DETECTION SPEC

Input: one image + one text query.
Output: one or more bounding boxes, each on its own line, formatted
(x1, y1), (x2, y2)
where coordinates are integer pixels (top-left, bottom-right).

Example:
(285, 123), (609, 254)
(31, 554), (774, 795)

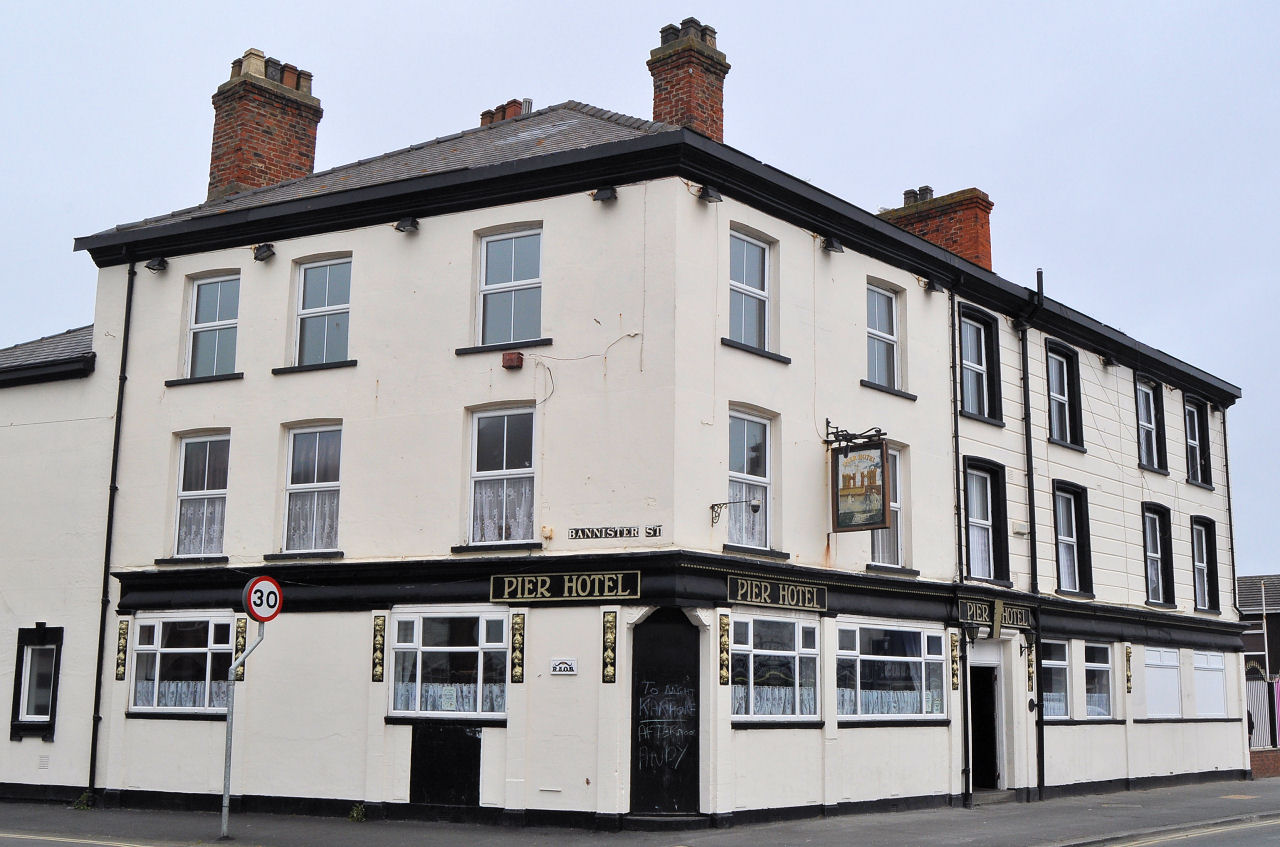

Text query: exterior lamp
(821, 236), (844, 253)
(144, 257), (168, 273)
(709, 498), (762, 525)
(253, 243), (275, 262)
(593, 186), (618, 202)
(394, 217), (419, 233)
(698, 185), (723, 203)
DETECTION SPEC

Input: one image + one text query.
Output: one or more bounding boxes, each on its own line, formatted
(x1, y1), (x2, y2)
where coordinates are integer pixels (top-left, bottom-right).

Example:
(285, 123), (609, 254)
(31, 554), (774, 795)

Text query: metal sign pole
(220, 620), (265, 840)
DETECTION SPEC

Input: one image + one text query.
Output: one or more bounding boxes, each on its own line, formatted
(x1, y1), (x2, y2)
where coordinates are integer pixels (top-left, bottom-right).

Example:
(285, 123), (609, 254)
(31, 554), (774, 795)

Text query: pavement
(2, 778), (1280, 847)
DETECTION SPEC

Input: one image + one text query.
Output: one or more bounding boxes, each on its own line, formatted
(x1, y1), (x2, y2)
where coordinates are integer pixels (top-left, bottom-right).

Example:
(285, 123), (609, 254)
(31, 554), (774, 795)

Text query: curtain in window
(472, 477), (534, 542)
(177, 496), (225, 555)
(728, 480), (766, 547)
(286, 490), (339, 550)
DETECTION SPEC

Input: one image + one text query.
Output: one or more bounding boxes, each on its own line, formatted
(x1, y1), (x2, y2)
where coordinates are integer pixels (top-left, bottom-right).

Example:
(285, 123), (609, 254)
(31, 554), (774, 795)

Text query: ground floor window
(1145, 646), (1181, 718)
(1193, 651), (1226, 717)
(835, 622), (945, 717)
(11, 625), (63, 740)
(131, 615), (233, 712)
(390, 609), (508, 716)
(731, 617), (818, 717)
(1084, 644), (1112, 717)
(1041, 641), (1068, 718)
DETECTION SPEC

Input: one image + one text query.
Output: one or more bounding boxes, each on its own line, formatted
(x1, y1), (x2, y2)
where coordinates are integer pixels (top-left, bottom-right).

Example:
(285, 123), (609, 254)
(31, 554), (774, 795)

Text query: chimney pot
(281, 63), (299, 90)
(264, 57), (283, 83)
(480, 109), (495, 127)
(505, 98), (523, 118)
(918, 185), (933, 202)
(648, 18), (731, 143)
(903, 188), (919, 206)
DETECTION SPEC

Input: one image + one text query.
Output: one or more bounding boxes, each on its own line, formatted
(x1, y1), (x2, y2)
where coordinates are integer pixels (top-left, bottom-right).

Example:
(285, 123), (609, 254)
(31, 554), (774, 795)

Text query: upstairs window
(1053, 482), (1092, 594)
(728, 413), (769, 548)
(189, 276), (239, 377)
(131, 616), (233, 712)
(728, 233), (768, 350)
(390, 611), (509, 716)
(285, 427), (341, 552)
(176, 435), (230, 556)
(866, 286), (899, 389)
(1184, 398), (1212, 485)
(730, 617), (818, 718)
(471, 410), (535, 543)
(1142, 504), (1173, 605)
(1135, 378), (1166, 471)
(1046, 342), (1083, 447)
(959, 306), (1001, 422)
(480, 231), (541, 345)
(870, 447), (903, 567)
(1192, 517), (1220, 611)
(964, 458), (1008, 581)
(297, 259), (351, 365)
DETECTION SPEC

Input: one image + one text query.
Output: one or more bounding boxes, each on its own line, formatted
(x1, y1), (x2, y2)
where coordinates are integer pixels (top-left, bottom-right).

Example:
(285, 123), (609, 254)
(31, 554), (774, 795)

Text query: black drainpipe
(87, 257), (137, 798)
(1013, 269), (1046, 799)
(948, 286), (974, 808)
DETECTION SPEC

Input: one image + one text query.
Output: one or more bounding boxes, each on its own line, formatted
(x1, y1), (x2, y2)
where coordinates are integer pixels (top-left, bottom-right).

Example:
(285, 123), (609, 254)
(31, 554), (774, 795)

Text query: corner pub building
(1, 18), (1247, 828)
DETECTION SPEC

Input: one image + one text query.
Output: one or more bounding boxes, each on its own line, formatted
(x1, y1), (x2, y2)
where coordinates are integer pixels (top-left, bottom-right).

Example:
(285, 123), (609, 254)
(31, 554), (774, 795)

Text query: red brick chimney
(647, 18), (730, 142)
(207, 49), (323, 201)
(878, 186), (995, 271)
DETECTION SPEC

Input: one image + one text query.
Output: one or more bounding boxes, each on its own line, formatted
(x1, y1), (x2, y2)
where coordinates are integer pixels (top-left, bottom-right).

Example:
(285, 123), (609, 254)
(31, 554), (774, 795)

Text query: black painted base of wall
(1040, 768), (1250, 800)
(0, 782), (84, 804)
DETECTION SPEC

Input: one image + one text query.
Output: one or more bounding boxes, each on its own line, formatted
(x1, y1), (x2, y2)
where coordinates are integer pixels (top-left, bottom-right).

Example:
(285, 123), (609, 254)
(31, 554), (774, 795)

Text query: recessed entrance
(970, 665), (1000, 790)
(630, 607), (700, 814)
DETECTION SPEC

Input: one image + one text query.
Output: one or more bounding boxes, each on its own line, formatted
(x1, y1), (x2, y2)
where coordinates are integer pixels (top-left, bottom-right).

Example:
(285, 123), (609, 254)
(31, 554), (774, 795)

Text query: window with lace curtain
(284, 426), (341, 552)
(175, 434), (229, 556)
(835, 623), (945, 717)
(870, 448), (903, 566)
(390, 610), (508, 716)
(730, 617), (817, 718)
(471, 410), (534, 543)
(131, 615), (233, 713)
(728, 412), (769, 548)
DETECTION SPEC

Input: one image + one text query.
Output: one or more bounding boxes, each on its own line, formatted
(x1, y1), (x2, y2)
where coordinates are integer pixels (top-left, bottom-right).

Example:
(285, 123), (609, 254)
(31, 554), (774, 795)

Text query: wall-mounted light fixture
(253, 243), (275, 262)
(961, 621), (981, 645)
(821, 236), (844, 253)
(698, 185), (723, 203)
(144, 257), (168, 273)
(924, 277), (943, 294)
(709, 498), (761, 525)
(394, 217), (419, 233)
(592, 186), (618, 202)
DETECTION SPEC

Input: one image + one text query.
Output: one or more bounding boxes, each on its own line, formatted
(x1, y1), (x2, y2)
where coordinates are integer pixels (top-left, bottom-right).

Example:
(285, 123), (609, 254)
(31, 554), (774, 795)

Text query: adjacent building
(3, 19), (1247, 826)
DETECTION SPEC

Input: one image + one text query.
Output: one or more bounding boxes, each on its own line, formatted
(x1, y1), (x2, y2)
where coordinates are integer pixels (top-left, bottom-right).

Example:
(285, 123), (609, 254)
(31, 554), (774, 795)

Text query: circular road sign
(242, 576), (283, 623)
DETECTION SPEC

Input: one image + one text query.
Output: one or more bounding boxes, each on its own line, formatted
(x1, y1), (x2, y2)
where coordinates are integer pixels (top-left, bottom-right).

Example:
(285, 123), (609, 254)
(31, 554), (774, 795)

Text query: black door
(631, 607), (699, 814)
(410, 723), (481, 806)
(970, 666), (999, 790)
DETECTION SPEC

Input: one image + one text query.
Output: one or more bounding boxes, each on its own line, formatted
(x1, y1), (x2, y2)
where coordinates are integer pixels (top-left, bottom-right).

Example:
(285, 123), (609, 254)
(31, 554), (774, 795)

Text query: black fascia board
(0, 352), (96, 389)
(75, 128), (1240, 406)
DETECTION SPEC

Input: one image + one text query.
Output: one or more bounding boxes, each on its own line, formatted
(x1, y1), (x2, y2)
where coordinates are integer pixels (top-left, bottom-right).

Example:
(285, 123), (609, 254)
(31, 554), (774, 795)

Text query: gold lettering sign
(727, 576), (827, 611)
(490, 571), (640, 602)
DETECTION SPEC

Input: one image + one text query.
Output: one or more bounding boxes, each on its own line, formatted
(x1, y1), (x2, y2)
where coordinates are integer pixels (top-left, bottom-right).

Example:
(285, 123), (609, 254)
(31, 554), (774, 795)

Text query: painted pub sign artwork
(831, 441), (890, 532)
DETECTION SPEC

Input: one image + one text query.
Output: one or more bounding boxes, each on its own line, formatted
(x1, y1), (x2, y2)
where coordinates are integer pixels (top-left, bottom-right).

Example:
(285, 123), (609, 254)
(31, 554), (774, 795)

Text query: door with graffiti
(630, 608), (699, 814)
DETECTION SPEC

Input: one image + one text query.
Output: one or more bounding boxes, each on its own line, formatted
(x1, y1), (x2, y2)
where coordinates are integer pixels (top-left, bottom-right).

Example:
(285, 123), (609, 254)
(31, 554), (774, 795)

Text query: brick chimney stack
(207, 49), (323, 201)
(878, 186), (995, 271)
(648, 18), (730, 142)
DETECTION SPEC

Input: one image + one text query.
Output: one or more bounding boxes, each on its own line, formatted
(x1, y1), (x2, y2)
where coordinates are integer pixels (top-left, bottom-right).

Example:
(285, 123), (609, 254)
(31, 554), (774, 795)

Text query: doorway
(970, 665), (1000, 790)
(630, 608), (700, 815)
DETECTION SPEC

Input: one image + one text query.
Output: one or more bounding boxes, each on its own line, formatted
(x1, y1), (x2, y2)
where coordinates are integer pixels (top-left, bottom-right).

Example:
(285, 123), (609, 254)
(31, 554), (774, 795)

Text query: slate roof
(91, 102), (675, 237)
(0, 325), (94, 370)
(1238, 576), (1280, 614)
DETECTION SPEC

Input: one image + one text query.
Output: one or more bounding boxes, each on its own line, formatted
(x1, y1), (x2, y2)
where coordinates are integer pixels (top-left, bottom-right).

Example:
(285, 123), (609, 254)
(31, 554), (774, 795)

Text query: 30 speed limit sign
(242, 576), (283, 623)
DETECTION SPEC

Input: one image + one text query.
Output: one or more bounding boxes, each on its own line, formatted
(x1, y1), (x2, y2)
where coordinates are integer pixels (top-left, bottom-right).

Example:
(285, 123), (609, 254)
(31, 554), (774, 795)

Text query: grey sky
(1, 1), (1274, 573)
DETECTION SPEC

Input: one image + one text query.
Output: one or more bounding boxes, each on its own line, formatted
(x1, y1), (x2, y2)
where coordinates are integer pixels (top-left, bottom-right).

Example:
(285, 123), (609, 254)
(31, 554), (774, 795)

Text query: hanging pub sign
(830, 440), (890, 532)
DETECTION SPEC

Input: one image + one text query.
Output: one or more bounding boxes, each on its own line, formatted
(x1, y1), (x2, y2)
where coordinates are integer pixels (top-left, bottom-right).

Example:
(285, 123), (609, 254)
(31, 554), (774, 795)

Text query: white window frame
(388, 606), (510, 718)
(130, 612), (235, 713)
(730, 615), (818, 719)
(478, 230), (542, 345)
(1193, 521), (1211, 610)
(866, 285), (899, 389)
(727, 412), (770, 549)
(469, 408), (535, 544)
(1136, 381), (1160, 468)
(283, 425), (342, 552)
(835, 620), (946, 718)
(1144, 646), (1182, 718)
(966, 468), (994, 579)
(1083, 643), (1112, 718)
(1185, 401), (1209, 484)
(1047, 351), (1071, 443)
(1041, 640), (1069, 719)
(960, 317), (989, 417)
(1054, 489), (1079, 592)
(296, 258), (352, 365)
(1193, 651), (1226, 717)
(187, 275), (239, 378)
(728, 232), (770, 350)
(175, 434), (230, 557)
(870, 447), (903, 567)
(1143, 508), (1165, 604)
(17, 645), (57, 722)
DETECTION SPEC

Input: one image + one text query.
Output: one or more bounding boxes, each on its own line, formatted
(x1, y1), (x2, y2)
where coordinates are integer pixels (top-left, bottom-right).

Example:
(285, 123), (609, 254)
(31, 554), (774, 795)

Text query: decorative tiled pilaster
(371, 616), (385, 682)
(511, 614), (525, 683)
(114, 620), (129, 681)
(602, 611), (617, 683)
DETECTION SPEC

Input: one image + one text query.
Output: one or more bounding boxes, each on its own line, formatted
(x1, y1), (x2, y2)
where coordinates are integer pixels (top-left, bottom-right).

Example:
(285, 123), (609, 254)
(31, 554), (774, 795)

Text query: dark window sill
(1138, 463), (1170, 476)
(1145, 600), (1177, 610)
(732, 719), (824, 729)
(10, 722), (54, 742)
(1186, 478), (1215, 491)
(720, 337), (792, 365)
(272, 359), (357, 376)
(126, 710), (226, 722)
(1055, 588), (1096, 600)
(1134, 717), (1240, 724)
(969, 576), (1014, 588)
(455, 338), (553, 356)
(858, 379), (918, 402)
(837, 718), (949, 728)
(1194, 606), (1222, 616)
(154, 556), (229, 565)
(1048, 437), (1086, 454)
(1042, 718), (1125, 726)
(866, 563), (920, 578)
(451, 542), (543, 554)
(385, 715), (507, 727)
(723, 544), (791, 561)
(264, 550), (344, 561)
(959, 410), (1005, 428)
(164, 372), (244, 388)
